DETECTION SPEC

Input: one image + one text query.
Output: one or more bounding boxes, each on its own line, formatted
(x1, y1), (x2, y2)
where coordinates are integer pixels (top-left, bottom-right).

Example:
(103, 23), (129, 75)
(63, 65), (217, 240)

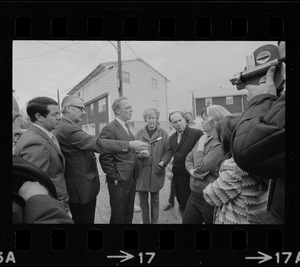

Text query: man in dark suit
(99, 97), (139, 224)
(53, 96), (149, 224)
(13, 95), (73, 224)
(14, 96), (71, 216)
(169, 111), (203, 217)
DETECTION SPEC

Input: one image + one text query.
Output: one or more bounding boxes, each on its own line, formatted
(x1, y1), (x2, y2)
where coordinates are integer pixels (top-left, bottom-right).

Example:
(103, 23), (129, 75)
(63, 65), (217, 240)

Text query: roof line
(67, 58), (170, 95)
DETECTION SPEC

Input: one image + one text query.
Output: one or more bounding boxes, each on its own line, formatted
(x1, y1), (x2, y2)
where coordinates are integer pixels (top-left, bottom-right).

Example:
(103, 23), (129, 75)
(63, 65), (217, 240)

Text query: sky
(13, 40), (277, 113)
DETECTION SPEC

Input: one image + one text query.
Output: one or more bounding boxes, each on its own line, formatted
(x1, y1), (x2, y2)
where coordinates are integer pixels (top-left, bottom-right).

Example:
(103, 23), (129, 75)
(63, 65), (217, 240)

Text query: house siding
(68, 59), (169, 136)
(121, 61), (168, 123)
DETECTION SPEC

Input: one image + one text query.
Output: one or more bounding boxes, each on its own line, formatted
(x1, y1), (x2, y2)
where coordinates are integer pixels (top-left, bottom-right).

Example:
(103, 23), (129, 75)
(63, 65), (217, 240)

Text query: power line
(124, 41), (140, 58)
(124, 41), (163, 81)
(38, 41), (88, 57)
(59, 63), (118, 96)
(14, 42), (84, 61)
(14, 43), (107, 90)
(51, 45), (107, 97)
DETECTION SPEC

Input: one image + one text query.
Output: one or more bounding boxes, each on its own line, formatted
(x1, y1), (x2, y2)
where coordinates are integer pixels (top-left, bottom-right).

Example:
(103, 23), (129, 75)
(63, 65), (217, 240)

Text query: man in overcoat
(53, 96), (149, 223)
(169, 111), (203, 217)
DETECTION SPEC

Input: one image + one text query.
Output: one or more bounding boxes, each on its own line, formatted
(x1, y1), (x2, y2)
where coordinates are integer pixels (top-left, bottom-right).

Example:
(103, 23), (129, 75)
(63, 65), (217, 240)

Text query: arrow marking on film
(245, 251), (272, 264)
(107, 250), (134, 263)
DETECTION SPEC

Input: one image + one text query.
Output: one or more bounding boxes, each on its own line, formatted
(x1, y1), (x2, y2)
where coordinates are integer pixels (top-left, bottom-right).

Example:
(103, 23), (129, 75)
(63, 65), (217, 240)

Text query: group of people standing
(12, 62), (285, 225)
(12, 95), (149, 224)
(163, 65), (284, 225)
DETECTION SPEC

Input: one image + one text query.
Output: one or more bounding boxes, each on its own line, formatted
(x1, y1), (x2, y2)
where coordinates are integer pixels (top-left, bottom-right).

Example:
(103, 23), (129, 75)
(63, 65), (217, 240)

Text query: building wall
(121, 60), (168, 122)
(77, 95), (109, 136)
(70, 60), (169, 136)
(195, 95), (247, 116)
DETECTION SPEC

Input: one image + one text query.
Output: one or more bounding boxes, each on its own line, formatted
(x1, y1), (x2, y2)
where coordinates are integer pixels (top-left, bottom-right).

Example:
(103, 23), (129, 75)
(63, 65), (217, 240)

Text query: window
(122, 71), (130, 83)
(98, 98), (107, 113)
(78, 92), (81, 97)
(90, 103), (94, 115)
(151, 78), (157, 89)
(82, 124), (95, 136)
(226, 96), (234, 105)
(205, 98), (212, 106)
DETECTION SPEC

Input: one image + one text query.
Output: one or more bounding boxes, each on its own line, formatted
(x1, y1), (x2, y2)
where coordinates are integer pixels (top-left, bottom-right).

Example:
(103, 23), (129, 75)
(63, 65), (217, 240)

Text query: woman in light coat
(135, 108), (172, 224)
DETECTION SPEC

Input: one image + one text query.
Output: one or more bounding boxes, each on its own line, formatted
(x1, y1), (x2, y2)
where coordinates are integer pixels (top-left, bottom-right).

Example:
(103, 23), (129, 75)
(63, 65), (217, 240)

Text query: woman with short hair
(135, 108), (172, 224)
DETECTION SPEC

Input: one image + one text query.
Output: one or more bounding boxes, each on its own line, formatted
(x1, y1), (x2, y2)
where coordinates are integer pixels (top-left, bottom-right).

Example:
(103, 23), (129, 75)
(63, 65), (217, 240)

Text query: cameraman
(231, 50), (285, 224)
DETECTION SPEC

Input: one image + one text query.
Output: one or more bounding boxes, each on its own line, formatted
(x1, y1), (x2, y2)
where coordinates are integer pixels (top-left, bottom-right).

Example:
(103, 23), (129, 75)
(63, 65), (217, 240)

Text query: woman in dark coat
(135, 108), (172, 224)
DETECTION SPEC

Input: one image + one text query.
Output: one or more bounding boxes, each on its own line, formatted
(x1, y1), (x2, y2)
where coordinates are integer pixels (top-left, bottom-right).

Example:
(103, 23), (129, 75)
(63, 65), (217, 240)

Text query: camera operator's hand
(18, 181), (49, 202)
(246, 66), (277, 101)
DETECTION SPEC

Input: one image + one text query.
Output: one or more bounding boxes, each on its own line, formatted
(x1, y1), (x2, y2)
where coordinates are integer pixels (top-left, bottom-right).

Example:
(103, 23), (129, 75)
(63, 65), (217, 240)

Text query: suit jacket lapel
(172, 127), (189, 152)
(170, 133), (179, 152)
(150, 128), (159, 141)
(31, 125), (65, 159)
(141, 126), (160, 143)
(141, 128), (151, 143)
(114, 120), (131, 141)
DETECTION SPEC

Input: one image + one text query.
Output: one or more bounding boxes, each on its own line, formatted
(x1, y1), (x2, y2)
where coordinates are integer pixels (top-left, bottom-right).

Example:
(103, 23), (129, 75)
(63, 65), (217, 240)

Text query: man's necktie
(177, 132), (182, 144)
(125, 123), (134, 140)
(52, 135), (62, 152)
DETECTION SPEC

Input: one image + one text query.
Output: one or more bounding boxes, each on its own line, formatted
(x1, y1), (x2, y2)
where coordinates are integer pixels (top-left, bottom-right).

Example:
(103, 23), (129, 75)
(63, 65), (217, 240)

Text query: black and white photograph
(12, 40), (285, 225)
(4, 0), (300, 265)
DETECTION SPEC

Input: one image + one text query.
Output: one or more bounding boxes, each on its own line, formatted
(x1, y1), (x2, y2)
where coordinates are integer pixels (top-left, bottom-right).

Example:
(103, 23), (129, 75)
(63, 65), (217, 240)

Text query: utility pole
(117, 41), (123, 97)
(57, 89), (60, 108)
(191, 91), (196, 118)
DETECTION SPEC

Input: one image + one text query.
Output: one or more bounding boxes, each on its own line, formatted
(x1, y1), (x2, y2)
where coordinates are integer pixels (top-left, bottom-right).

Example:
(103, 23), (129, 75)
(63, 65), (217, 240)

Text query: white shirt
(33, 123), (55, 139)
(33, 123), (61, 151)
(116, 117), (134, 136)
(177, 131), (183, 144)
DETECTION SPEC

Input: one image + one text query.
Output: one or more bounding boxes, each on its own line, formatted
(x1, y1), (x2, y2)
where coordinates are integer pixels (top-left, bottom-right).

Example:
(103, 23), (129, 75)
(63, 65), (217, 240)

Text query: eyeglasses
(70, 105), (86, 112)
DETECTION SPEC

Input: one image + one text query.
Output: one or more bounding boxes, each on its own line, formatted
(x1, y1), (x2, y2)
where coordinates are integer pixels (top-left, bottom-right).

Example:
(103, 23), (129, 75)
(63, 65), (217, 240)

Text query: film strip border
(2, 1), (300, 266)
(13, 16), (285, 40)
(4, 226), (294, 265)
(0, 2), (299, 40)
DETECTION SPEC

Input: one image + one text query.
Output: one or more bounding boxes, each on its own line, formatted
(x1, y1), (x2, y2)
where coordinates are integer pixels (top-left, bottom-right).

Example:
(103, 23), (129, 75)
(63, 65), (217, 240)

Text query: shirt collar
(116, 117), (126, 127)
(62, 117), (76, 126)
(33, 123), (54, 139)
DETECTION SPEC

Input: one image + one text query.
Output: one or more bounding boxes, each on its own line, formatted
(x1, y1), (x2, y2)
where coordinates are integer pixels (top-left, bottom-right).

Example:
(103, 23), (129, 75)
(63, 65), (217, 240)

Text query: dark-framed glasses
(70, 105), (86, 112)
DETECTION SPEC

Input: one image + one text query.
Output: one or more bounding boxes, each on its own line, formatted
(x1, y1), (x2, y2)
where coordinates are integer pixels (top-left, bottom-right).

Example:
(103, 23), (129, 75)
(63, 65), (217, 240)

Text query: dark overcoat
(134, 126), (172, 192)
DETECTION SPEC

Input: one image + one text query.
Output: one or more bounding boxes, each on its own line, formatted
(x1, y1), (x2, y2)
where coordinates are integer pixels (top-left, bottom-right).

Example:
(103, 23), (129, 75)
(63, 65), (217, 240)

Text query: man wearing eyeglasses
(53, 96), (149, 223)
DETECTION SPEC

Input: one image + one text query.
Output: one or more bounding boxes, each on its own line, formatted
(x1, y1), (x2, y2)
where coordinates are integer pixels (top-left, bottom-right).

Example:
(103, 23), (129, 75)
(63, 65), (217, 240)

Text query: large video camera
(230, 44), (285, 92)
